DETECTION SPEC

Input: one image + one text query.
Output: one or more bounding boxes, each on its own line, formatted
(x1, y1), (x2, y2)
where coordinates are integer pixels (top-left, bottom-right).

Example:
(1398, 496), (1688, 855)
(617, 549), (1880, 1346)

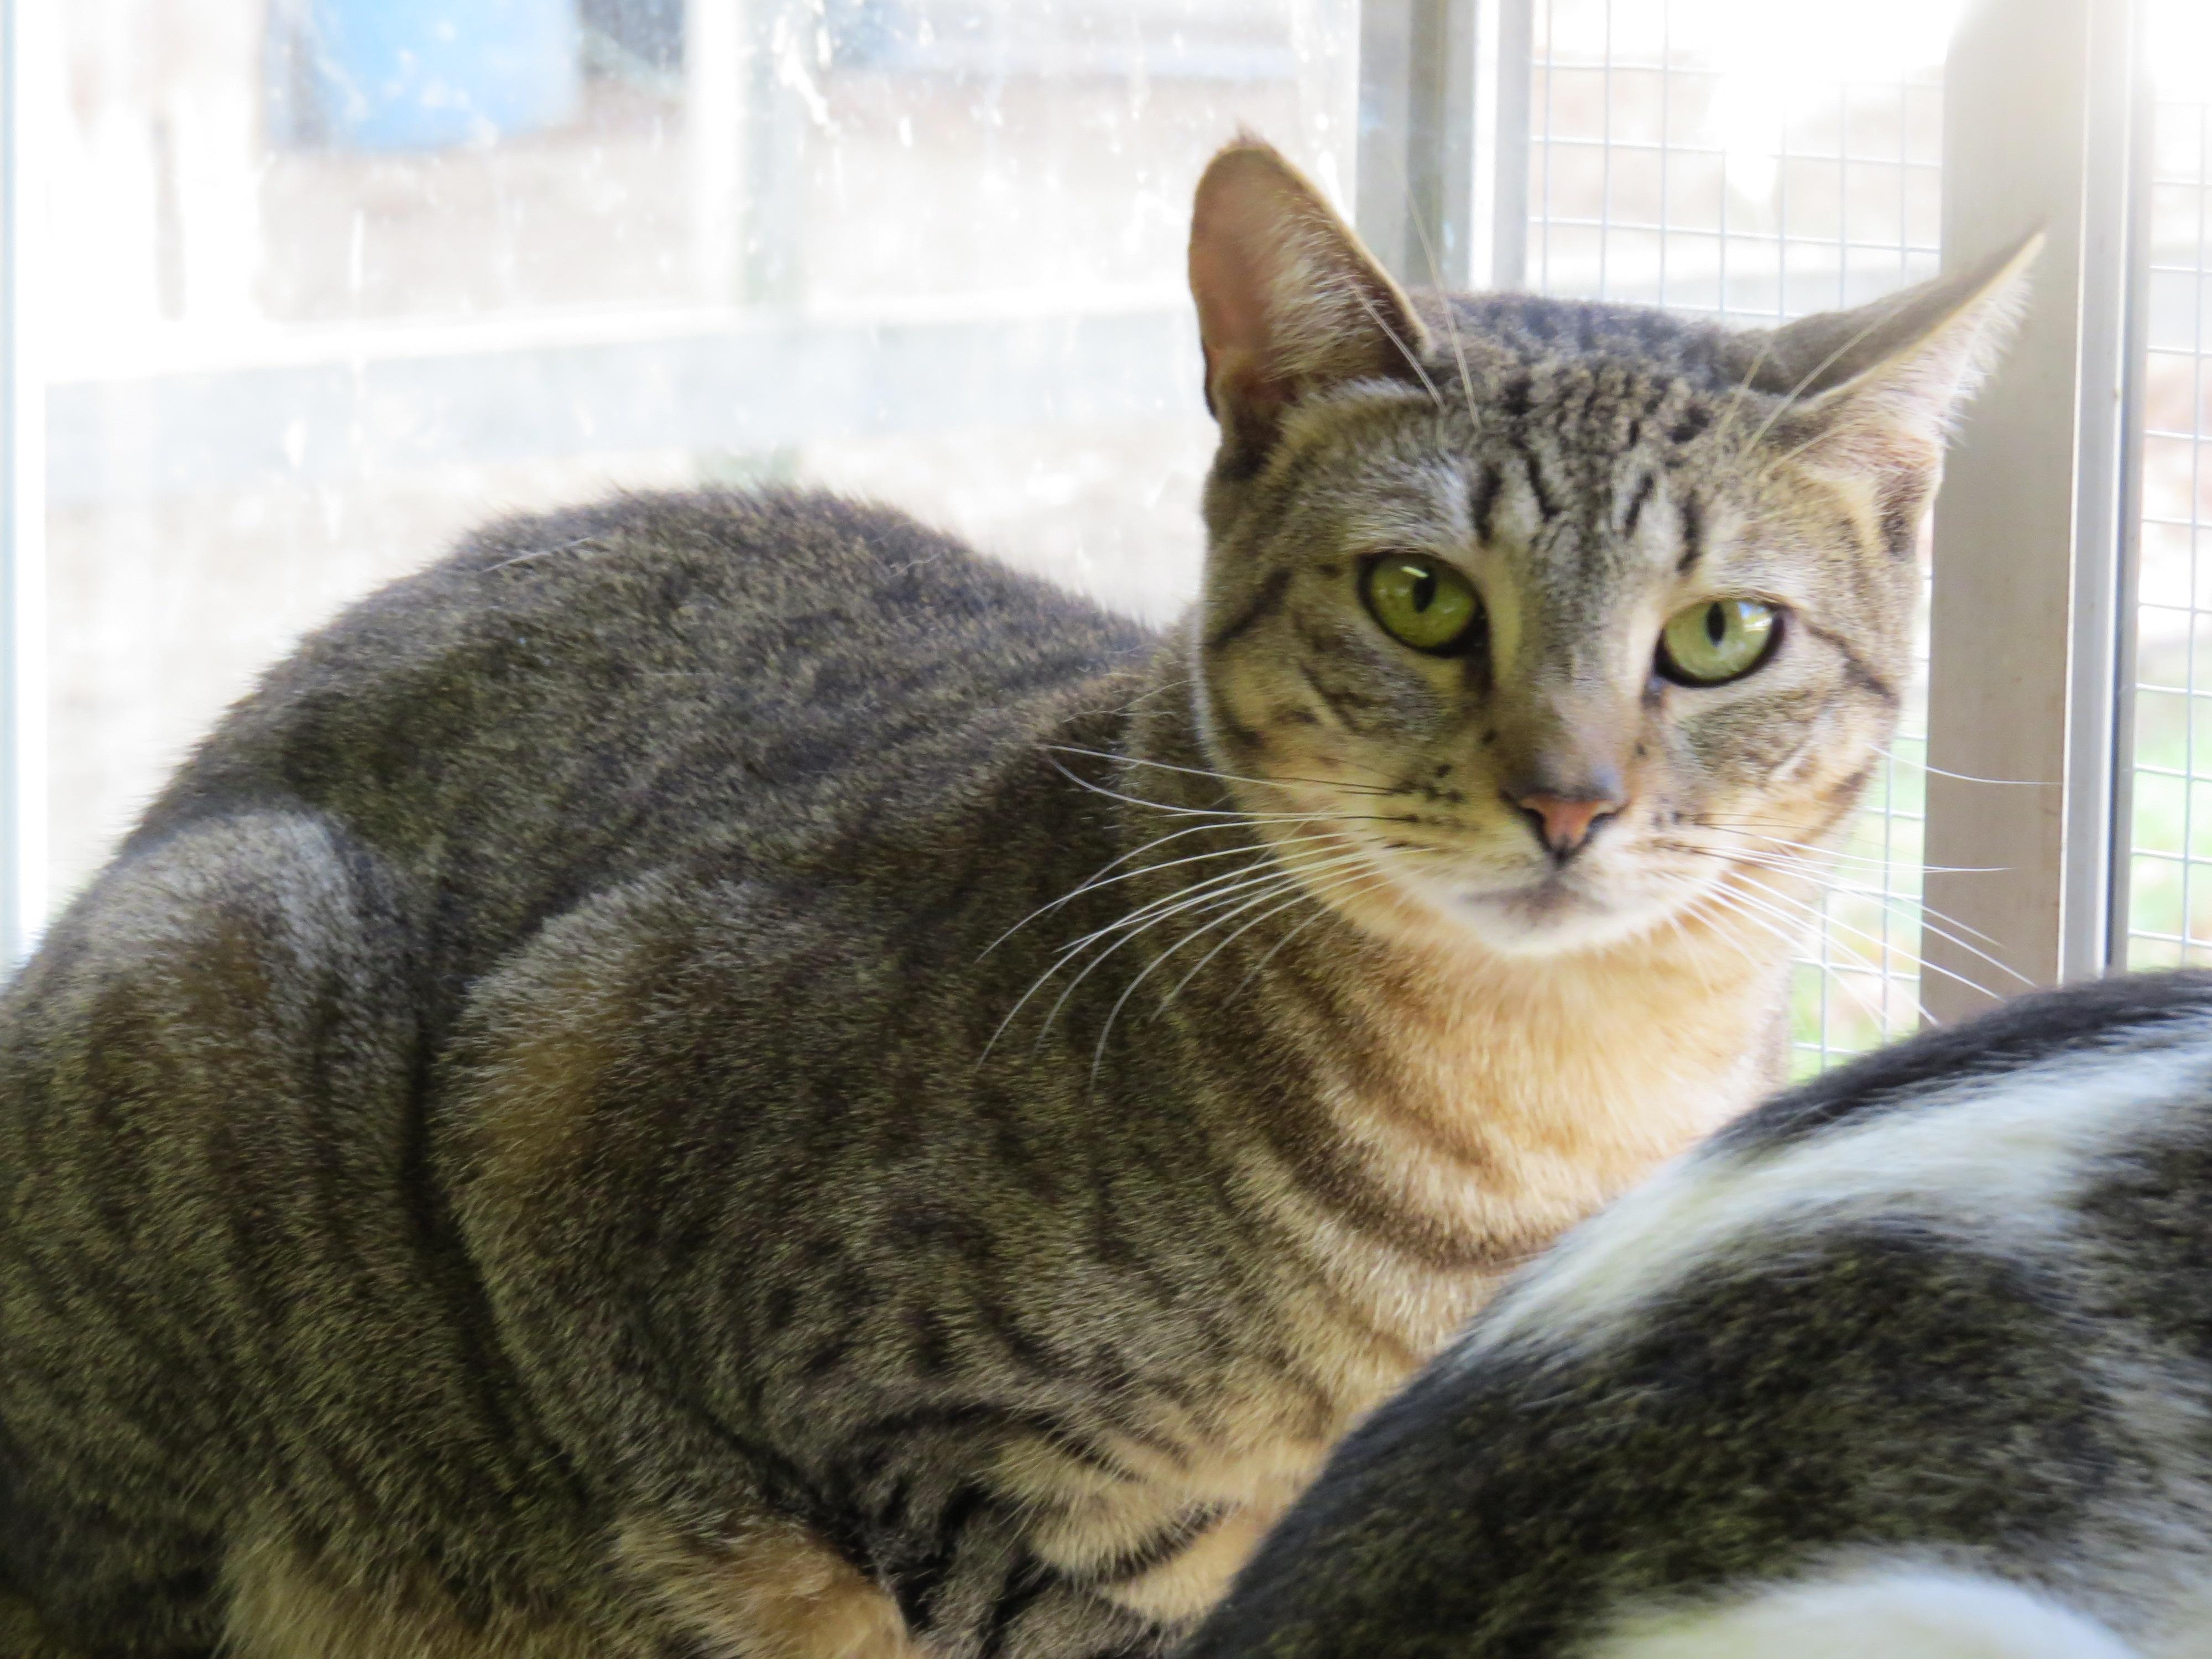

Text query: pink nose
(1515, 792), (1623, 857)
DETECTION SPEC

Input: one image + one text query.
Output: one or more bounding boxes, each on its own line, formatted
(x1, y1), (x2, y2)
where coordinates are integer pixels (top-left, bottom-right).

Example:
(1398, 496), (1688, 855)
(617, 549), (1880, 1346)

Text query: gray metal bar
(2103, 44), (2156, 972)
(1357, 0), (1479, 289)
(0, 0), (44, 960)
(1474, 0), (1532, 289)
(1921, 0), (2142, 1018)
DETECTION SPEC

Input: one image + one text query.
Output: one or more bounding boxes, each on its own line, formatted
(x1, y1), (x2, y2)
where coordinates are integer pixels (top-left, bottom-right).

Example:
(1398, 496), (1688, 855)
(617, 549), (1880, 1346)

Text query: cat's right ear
(1188, 138), (1432, 471)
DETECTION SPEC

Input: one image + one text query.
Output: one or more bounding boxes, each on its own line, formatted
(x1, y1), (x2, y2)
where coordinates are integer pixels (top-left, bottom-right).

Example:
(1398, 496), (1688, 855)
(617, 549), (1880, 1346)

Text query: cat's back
(105, 488), (1156, 1018)
(149, 487), (1155, 873)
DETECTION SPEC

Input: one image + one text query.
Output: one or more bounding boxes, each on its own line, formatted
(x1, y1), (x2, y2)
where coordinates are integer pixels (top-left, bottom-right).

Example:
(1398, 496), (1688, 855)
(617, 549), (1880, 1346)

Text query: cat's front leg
(613, 1505), (1176, 1659)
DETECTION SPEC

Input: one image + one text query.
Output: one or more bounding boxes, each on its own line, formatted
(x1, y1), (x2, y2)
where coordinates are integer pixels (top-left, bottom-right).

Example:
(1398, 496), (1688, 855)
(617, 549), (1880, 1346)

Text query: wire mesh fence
(2126, 44), (2212, 968)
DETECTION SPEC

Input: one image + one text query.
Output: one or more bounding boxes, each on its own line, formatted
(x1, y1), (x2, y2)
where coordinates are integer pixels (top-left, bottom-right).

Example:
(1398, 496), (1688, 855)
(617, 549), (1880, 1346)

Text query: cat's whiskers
(1721, 843), (2010, 948)
(1349, 283), (1446, 410)
(1734, 836), (2020, 963)
(1041, 854), (1378, 1062)
(1153, 855), (1417, 1019)
(1647, 841), (1939, 1010)
(1670, 871), (1923, 1030)
(1656, 832), (2020, 1019)
(1045, 757), (1412, 828)
(1681, 885), (1911, 1040)
(982, 826), (1367, 961)
(1003, 844), (1387, 1061)
(1662, 872), (1798, 980)
(1405, 198), (1481, 420)
(1729, 867), (2005, 1009)
(1227, 864), (1411, 999)
(1047, 854), (1320, 965)
(1085, 852), (1401, 1083)
(1712, 839), (2028, 978)
(980, 854), (1290, 1061)
(1074, 831), (1422, 1067)
(1655, 834), (2004, 1001)
(1040, 744), (1405, 801)
(1869, 745), (2053, 789)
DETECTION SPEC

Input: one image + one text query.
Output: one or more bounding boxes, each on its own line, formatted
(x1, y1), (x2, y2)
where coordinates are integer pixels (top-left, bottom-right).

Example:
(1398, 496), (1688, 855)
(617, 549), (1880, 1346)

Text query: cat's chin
(1442, 888), (1663, 958)
(1374, 867), (1672, 960)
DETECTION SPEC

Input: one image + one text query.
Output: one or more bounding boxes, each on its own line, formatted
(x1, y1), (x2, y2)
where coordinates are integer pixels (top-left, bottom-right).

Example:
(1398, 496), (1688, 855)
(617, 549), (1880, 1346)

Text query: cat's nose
(1511, 791), (1623, 859)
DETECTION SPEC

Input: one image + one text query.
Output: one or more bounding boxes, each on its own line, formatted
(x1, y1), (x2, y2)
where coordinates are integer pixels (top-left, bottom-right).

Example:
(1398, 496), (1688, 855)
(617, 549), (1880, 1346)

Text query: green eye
(1362, 556), (1481, 654)
(1657, 598), (1781, 686)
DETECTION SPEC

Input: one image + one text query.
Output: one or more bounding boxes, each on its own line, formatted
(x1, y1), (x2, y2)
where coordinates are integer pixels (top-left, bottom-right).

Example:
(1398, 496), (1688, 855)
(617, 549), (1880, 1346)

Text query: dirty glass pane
(46, 0), (1358, 907)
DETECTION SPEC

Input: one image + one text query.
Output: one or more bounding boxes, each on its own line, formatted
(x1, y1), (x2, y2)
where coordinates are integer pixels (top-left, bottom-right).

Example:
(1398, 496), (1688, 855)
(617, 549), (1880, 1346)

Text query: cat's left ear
(1188, 137), (1433, 469)
(1747, 232), (2041, 547)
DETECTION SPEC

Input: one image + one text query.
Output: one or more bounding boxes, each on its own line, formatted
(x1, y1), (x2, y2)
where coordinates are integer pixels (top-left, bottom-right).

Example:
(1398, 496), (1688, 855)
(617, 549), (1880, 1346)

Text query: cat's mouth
(1313, 824), (1692, 957)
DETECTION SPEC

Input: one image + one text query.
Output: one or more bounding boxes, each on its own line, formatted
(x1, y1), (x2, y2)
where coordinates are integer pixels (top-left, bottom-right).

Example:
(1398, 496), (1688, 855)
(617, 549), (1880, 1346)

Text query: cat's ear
(1188, 137), (1433, 468)
(1748, 233), (2041, 546)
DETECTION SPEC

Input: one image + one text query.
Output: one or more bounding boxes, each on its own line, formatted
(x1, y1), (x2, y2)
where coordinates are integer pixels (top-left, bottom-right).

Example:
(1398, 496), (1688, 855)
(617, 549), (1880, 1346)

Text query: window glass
(48, 0), (1358, 905)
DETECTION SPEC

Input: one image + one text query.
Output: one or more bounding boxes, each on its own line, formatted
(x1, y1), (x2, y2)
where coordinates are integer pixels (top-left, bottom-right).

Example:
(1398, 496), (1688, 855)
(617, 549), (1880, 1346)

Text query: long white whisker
(1405, 197), (1481, 421)
(1045, 870), (1311, 1061)
(1733, 870), (2007, 1007)
(1045, 757), (1413, 828)
(1687, 879), (1925, 1029)
(1047, 857), (1304, 963)
(1090, 877), (1320, 1083)
(1730, 856), (2027, 980)
(1870, 744), (2054, 789)
(1039, 743), (1401, 800)
(1156, 858), (1399, 1015)
(1349, 281), (1444, 409)
(1032, 842), (1388, 1046)
(979, 826), (1368, 961)
(978, 854), (1302, 1065)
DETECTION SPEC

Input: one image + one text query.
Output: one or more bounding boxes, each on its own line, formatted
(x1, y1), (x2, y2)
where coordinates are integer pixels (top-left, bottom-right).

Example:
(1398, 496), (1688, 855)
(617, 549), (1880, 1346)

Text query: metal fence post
(1356, 0), (1479, 289)
(1920, 0), (2145, 1018)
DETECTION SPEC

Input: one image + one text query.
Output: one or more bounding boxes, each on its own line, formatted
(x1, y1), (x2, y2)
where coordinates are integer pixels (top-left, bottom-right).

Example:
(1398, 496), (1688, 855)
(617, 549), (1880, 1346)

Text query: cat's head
(1185, 137), (2033, 961)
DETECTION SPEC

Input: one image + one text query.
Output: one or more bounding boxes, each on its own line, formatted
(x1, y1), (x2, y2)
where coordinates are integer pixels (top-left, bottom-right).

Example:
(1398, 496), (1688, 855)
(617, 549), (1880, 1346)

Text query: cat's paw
(618, 1515), (921, 1659)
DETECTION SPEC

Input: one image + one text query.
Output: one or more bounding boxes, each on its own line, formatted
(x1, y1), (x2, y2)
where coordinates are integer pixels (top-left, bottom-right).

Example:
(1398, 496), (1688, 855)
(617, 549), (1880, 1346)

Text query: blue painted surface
(300, 0), (581, 151)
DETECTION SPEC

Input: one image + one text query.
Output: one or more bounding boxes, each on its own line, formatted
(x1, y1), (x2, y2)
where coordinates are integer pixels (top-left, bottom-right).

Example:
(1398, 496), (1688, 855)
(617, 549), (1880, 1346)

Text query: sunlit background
(39, 0), (2206, 1068)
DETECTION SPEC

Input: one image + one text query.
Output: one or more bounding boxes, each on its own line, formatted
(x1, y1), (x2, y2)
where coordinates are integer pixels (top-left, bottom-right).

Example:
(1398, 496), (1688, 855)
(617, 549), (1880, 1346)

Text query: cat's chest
(1345, 972), (1775, 1253)
(1036, 1004), (1770, 1628)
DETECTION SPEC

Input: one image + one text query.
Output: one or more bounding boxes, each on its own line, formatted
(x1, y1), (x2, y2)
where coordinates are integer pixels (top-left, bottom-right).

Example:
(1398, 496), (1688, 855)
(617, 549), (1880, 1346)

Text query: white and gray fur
(1186, 970), (2212, 1659)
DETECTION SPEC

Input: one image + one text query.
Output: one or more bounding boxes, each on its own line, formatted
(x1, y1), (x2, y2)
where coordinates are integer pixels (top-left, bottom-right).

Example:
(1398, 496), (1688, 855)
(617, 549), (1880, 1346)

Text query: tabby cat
(0, 139), (2027, 1658)
(1187, 969), (2212, 1659)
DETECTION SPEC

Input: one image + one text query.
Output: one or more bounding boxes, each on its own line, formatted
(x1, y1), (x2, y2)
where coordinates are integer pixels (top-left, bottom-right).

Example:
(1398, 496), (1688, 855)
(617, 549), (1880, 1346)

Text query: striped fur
(1187, 971), (2212, 1659)
(0, 140), (2023, 1655)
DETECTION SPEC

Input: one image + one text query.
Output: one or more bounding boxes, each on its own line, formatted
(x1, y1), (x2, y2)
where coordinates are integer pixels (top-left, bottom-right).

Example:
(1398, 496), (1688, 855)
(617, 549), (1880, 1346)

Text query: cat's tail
(1585, 1566), (2141, 1659)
